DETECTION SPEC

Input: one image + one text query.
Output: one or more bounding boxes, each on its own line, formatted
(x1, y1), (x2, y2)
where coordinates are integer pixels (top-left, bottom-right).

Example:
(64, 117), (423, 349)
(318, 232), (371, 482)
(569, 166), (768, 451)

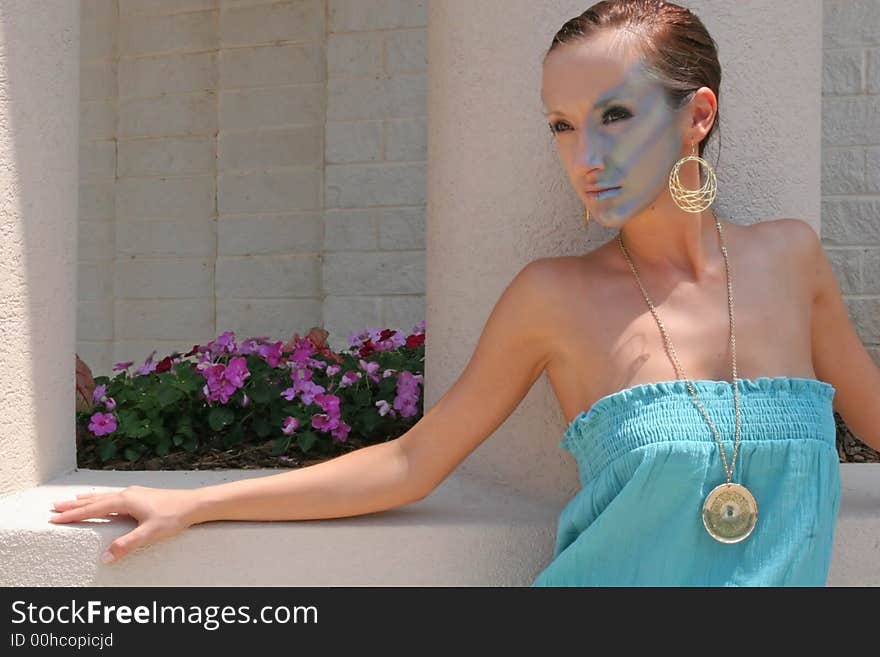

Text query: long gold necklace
(616, 217), (758, 543)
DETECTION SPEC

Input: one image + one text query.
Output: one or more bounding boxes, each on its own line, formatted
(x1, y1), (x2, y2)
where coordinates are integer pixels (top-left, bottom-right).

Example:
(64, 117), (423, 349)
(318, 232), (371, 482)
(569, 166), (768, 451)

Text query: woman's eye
(549, 107), (631, 135)
(602, 106), (631, 124)
(549, 120), (571, 135)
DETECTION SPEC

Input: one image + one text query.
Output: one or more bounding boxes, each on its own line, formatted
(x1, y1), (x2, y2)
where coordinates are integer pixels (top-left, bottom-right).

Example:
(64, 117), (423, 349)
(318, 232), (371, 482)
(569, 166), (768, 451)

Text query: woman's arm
(50, 258), (558, 561)
(788, 218), (880, 450)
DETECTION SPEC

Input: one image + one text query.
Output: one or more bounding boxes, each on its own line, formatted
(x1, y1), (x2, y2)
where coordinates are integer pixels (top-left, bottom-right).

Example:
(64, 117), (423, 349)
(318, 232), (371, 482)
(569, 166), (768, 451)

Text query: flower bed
(74, 323), (426, 470)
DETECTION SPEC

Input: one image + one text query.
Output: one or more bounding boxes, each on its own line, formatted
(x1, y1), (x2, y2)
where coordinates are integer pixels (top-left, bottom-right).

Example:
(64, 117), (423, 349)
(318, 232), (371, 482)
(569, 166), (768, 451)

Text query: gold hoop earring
(669, 143), (717, 212)
(584, 207), (590, 231)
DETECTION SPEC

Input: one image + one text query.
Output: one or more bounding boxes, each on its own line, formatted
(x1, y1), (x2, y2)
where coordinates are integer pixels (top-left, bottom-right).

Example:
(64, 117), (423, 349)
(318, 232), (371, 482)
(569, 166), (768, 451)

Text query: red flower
(405, 333), (425, 349)
(156, 356), (173, 373)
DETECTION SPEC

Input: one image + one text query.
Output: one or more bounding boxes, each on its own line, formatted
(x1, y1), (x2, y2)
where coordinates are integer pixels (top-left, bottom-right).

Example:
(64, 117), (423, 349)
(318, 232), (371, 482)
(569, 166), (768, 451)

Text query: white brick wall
(324, 0), (427, 345)
(77, 0), (428, 375)
(822, 0), (880, 366)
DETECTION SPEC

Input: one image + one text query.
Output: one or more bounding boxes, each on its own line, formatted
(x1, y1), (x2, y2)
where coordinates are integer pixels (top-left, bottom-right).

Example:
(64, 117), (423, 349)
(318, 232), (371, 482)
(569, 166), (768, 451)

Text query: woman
(51, 0), (880, 585)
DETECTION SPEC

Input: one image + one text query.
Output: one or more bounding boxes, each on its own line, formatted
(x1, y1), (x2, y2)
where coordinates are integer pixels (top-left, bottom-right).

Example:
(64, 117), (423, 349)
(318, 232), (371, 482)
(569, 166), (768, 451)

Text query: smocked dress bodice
(531, 376), (841, 587)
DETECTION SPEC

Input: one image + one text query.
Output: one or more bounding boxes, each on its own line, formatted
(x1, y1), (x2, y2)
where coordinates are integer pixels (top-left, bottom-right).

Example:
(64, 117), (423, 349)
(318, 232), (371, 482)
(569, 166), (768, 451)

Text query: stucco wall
(0, 0), (80, 496)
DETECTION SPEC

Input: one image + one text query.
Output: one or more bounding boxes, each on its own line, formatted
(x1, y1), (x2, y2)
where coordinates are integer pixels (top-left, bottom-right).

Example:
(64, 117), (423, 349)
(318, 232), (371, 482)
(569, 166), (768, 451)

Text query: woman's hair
(545, 0), (722, 169)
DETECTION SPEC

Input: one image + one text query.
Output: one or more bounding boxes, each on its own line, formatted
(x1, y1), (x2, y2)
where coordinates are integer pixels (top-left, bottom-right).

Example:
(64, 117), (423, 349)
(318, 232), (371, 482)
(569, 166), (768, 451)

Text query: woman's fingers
(53, 497), (102, 512)
(49, 496), (127, 523)
(101, 522), (157, 564)
(51, 491), (116, 510)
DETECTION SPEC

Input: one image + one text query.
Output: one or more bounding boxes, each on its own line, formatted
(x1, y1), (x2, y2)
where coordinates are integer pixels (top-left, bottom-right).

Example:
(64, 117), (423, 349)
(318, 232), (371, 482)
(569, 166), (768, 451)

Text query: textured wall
(821, 0), (880, 367)
(0, 0), (80, 495)
(425, 0), (825, 506)
(76, 0), (429, 377)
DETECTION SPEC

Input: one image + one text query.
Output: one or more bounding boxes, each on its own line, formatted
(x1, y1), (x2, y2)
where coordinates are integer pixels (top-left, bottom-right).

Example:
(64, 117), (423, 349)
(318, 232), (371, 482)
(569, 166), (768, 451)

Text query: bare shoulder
(754, 216), (819, 248)
(753, 217), (822, 294)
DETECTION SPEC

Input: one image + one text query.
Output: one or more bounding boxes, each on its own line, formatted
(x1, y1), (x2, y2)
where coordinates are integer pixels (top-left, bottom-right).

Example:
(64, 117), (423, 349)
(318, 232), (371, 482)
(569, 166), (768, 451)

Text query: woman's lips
(585, 186), (622, 199)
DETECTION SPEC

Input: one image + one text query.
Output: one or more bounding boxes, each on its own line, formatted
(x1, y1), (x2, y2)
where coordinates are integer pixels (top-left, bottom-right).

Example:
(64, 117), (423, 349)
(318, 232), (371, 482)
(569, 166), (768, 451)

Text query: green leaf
(253, 415), (272, 439)
(172, 434), (184, 447)
(353, 387), (372, 407)
(249, 382), (273, 404)
(156, 437), (171, 456)
(208, 406), (235, 432)
(152, 422), (167, 441)
(129, 419), (152, 439)
(223, 424), (245, 449)
(271, 435), (291, 456)
(96, 439), (118, 462)
(157, 386), (184, 408)
(181, 435), (198, 452)
(123, 446), (142, 462)
(296, 431), (319, 453)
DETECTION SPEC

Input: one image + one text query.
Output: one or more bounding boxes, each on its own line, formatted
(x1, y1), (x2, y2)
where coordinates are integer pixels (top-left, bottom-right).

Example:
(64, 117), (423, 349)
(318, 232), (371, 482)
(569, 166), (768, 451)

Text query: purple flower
(338, 370), (361, 388)
(359, 359), (381, 384)
(258, 341), (285, 368)
(393, 370), (423, 418)
(281, 366), (325, 404)
(326, 364), (341, 377)
(213, 331), (237, 354)
(92, 384), (107, 404)
(376, 399), (394, 417)
(112, 361), (134, 372)
(105, 397), (116, 411)
(136, 351), (158, 376)
(88, 412), (117, 437)
(200, 356), (250, 404)
(331, 421), (351, 443)
(281, 416), (299, 436)
(315, 392), (341, 416)
(311, 413), (338, 432)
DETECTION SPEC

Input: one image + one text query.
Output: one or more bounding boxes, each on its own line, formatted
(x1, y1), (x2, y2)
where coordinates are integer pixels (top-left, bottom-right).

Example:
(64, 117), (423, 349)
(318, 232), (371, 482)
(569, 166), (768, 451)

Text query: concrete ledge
(0, 464), (877, 586)
(0, 470), (559, 586)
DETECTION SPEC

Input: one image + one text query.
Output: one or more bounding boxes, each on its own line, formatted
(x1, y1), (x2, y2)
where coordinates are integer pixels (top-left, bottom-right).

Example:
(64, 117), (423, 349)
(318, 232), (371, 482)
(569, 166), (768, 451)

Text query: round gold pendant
(702, 482), (758, 543)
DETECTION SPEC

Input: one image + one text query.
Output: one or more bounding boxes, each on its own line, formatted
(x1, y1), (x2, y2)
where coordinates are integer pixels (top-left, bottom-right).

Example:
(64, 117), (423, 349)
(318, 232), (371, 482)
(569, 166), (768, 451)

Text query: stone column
(0, 1), (80, 495)
(425, 0), (823, 505)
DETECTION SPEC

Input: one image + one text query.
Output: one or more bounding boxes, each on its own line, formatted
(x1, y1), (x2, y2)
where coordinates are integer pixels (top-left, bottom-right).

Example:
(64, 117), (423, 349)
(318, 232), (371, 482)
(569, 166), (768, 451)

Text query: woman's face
(541, 37), (687, 229)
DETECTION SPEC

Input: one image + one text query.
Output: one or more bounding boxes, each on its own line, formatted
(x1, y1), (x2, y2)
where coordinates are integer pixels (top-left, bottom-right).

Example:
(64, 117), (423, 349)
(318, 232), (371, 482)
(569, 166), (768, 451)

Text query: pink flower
(338, 370), (361, 388)
(136, 351), (158, 376)
(311, 413), (339, 432)
(92, 384), (107, 404)
(281, 366), (325, 404)
(200, 356), (250, 404)
(281, 416), (299, 435)
(393, 370), (423, 418)
(375, 399), (394, 417)
(112, 361), (134, 372)
(88, 412), (117, 437)
(258, 341), (285, 368)
(331, 421), (351, 443)
(359, 359), (381, 383)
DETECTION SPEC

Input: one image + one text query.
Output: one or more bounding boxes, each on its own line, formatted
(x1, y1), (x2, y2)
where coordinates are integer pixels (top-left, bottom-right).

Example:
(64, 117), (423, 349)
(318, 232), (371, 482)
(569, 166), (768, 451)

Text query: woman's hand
(49, 486), (202, 564)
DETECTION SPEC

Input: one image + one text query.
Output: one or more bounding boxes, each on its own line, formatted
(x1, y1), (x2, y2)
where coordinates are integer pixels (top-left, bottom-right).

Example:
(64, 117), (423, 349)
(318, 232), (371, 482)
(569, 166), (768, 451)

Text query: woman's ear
(689, 86), (717, 138)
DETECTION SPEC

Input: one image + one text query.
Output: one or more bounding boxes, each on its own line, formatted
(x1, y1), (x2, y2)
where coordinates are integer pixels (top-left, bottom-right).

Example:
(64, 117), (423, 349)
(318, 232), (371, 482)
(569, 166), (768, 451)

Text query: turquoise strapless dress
(531, 376), (841, 587)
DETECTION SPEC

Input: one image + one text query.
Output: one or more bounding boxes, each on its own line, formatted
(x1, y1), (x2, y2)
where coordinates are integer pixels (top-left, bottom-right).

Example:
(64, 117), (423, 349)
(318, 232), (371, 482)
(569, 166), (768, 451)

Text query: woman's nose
(575, 132), (604, 169)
